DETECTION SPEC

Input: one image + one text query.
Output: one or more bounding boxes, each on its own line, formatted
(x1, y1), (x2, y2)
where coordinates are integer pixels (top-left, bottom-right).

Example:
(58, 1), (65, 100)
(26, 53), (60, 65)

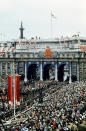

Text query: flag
(33, 41), (36, 48)
(19, 40), (22, 47)
(6, 47), (11, 54)
(1, 47), (5, 56)
(78, 45), (86, 52)
(11, 47), (15, 53)
(51, 12), (56, 19)
(25, 41), (30, 48)
(66, 36), (70, 40)
(66, 36), (71, 47)
(61, 36), (66, 48)
(28, 42), (30, 47)
(56, 37), (59, 40)
(8, 75), (20, 107)
(15, 75), (20, 105)
(8, 75), (13, 106)
(25, 41), (28, 47)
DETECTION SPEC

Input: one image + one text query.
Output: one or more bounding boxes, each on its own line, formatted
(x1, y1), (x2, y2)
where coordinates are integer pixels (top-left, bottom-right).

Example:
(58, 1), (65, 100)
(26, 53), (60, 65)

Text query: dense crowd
(1, 81), (86, 131)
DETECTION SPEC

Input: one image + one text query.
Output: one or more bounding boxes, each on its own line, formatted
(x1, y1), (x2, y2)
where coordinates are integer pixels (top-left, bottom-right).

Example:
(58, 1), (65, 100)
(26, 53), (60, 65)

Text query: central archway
(58, 64), (65, 82)
(27, 64), (38, 80)
(58, 63), (69, 82)
(43, 64), (55, 80)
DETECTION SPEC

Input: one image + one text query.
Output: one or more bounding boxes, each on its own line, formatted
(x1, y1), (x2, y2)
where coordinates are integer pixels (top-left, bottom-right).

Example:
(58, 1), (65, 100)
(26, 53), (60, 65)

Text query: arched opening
(43, 64), (55, 80)
(27, 64), (38, 81)
(20, 74), (25, 81)
(58, 64), (69, 82)
(72, 75), (77, 82)
(58, 64), (65, 82)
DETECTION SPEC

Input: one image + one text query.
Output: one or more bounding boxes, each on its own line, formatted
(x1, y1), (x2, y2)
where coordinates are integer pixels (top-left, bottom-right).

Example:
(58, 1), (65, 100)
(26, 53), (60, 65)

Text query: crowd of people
(0, 80), (86, 131)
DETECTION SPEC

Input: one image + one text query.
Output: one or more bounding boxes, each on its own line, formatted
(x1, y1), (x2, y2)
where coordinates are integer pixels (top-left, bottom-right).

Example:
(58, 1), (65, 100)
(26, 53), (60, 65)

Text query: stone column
(40, 61), (43, 81)
(77, 61), (80, 82)
(24, 61), (27, 82)
(18, 62), (19, 74)
(23, 62), (25, 74)
(69, 61), (72, 84)
(0, 62), (2, 75)
(82, 62), (84, 80)
(5, 62), (8, 75)
(11, 62), (13, 75)
(55, 62), (58, 81)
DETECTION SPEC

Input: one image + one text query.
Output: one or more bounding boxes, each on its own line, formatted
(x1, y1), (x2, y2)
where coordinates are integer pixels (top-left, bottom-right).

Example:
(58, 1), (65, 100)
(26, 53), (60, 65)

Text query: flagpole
(51, 11), (52, 38)
(13, 59), (16, 118)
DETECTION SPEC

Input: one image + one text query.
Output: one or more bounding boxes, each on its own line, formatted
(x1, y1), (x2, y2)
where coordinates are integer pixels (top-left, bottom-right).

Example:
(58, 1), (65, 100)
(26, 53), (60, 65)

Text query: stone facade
(0, 36), (86, 82)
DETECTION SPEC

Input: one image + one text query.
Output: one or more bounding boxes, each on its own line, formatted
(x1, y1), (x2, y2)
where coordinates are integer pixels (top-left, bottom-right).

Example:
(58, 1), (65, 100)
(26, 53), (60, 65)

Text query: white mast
(13, 59), (16, 118)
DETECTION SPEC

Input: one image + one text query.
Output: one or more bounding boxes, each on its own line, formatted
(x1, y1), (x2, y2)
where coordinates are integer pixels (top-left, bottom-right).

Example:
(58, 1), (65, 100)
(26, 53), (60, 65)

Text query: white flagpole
(13, 60), (16, 118)
(51, 11), (52, 38)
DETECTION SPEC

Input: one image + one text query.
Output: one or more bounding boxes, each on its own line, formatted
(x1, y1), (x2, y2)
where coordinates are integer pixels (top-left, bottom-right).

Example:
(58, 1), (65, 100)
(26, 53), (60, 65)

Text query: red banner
(45, 48), (51, 58)
(78, 45), (86, 51)
(8, 76), (13, 105)
(15, 75), (20, 105)
(8, 75), (20, 106)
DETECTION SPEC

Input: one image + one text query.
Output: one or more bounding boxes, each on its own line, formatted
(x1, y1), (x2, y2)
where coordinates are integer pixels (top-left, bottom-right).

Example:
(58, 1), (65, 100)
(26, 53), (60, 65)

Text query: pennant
(19, 40), (22, 47)
(25, 41), (30, 48)
(78, 45), (86, 51)
(66, 36), (70, 40)
(51, 12), (56, 19)
(28, 42), (30, 46)
(66, 36), (71, 47)
(1, 47), (5, 56)
(11, 47), (15, 53)
(6, 47), (11, 54)
(61, 36), (66, 48)
(56, 37), (59, 40)
(33, 41), (36, 48)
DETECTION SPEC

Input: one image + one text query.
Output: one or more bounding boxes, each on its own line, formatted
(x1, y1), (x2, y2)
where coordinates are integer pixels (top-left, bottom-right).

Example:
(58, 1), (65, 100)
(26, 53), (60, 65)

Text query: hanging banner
(78, 45), (86, 51)
(38, 46), (57, 58)
(8, 75), (13, 106)
(45, 46), (51, 58)
(15, 75), (20, 105)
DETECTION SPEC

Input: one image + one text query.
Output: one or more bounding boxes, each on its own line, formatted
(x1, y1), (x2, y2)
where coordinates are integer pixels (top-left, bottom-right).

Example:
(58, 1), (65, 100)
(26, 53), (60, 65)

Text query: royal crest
(38, 46), (57, 58)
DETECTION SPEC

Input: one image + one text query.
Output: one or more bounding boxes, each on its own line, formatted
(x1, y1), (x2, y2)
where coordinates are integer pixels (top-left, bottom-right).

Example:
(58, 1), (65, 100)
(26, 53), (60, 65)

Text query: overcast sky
(0, 0), (86, 40)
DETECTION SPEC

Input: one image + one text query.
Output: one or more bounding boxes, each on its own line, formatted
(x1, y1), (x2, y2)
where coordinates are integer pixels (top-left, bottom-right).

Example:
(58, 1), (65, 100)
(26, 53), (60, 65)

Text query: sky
(0, 0), (86, 40)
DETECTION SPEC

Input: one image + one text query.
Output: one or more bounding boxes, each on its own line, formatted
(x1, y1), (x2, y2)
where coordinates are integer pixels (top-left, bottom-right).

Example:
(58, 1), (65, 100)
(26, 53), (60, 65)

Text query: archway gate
(17, 61), (79, 83)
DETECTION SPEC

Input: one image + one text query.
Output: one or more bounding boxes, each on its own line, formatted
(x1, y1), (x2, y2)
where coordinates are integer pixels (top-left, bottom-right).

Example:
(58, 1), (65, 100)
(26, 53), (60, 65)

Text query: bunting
(78, 45), (86, 51)
(25, 41), (30, 48)
(1, 47), (5, 56)
(51, 12), (56, 19)
(6, 47), (11, 54)
(19, 40), (22, 47)
(61, 36), (66, 48)
(11, 47), (15, 53)
(25, 40), (36, 49)
(32, 41), (36, 48)
(56, 37), (59, 40)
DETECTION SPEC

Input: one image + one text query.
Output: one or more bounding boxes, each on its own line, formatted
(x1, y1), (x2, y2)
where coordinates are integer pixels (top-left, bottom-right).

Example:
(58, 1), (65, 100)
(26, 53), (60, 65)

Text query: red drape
(8, 75), (13, 103)
(15, 75), (20, 103)
(45, 49), (51, 58)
